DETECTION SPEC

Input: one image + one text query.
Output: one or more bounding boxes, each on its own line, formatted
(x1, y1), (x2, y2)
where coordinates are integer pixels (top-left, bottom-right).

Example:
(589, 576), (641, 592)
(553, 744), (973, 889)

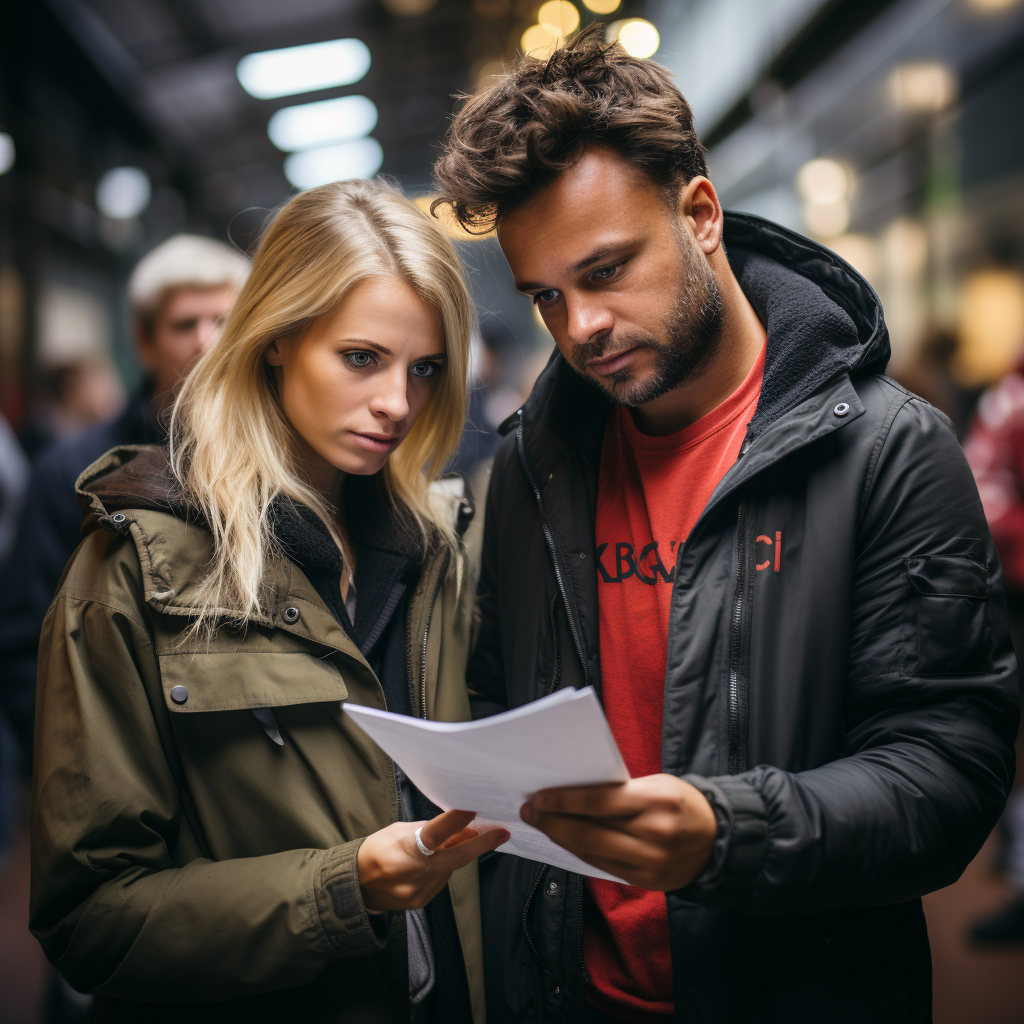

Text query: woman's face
(266, 276), (447, 491)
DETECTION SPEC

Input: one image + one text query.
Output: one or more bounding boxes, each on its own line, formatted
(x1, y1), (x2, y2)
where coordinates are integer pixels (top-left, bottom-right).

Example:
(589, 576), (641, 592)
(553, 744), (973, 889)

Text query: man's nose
(564, 295), (615, 348)
(195, 316), (221, 351)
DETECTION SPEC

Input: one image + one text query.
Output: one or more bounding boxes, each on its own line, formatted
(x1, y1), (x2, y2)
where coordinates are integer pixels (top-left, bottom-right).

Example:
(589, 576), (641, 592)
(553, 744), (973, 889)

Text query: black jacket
(0, 389), (163, 759)
(468, 213), (1019, 1024)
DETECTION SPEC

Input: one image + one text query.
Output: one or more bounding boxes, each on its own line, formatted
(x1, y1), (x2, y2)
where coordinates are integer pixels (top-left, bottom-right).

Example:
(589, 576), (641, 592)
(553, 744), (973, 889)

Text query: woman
(30, 179), (509, 1023)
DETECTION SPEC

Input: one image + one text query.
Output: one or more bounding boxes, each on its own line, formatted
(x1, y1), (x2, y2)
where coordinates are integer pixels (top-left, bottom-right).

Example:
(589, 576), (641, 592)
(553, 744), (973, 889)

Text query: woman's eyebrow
(339, 338), (393, 356)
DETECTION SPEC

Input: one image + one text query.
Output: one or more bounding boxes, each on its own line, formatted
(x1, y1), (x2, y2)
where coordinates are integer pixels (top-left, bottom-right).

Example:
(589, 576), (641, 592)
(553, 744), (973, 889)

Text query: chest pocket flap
(159, 652), (348, 713)
(905, 554), (991, 676)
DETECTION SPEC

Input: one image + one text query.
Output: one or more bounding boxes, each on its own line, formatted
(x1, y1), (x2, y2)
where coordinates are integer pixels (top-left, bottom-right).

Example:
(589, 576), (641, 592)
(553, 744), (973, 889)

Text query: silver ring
(414, 826), (435, 858)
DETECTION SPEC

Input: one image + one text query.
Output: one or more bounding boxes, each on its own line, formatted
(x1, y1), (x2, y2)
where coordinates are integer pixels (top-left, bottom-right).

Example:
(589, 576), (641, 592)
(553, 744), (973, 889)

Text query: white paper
(343, 687), (630, 883)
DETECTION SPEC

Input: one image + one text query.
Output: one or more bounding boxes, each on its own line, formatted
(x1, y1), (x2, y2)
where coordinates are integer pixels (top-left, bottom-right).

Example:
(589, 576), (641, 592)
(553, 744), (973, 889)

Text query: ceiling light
(888, 62), (958, 113)
(284, 138), (384, 190)
(96, 167), (151, 220)
(268, 95), (378, 152)
(966, 0), (1021, 11)
(521, 23), (563, 59)
(0, 133), (14, 175)
(539, 1), (580, 36)
(796, 158), (852, 204)
(237, 39), (371, 100)
(582, 0), (622, 13)
(608, 19), (660, 59)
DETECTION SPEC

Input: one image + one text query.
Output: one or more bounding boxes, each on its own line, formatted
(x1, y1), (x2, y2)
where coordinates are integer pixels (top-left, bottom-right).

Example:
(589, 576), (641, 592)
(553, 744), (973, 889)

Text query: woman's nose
(370, 372), (410, 422)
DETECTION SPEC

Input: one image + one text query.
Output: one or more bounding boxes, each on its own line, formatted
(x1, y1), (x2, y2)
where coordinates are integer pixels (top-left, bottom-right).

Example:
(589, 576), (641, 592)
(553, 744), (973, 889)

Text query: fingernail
(497, 831), (511, 845)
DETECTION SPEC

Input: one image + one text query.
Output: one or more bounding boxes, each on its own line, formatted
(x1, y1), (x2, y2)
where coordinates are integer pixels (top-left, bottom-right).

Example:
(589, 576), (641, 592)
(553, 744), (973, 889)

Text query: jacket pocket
(905, 555), (992, 676)
(158, 652), (349, 713)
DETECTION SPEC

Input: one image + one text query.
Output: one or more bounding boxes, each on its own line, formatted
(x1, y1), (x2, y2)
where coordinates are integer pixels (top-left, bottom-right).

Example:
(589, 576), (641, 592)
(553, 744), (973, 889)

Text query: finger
(528, 811), (653, 867)
(418, 809), (477, 851)
(435, 826), (479, 852)
(527, 783), (641, 818)
(433, 827), (510, 871)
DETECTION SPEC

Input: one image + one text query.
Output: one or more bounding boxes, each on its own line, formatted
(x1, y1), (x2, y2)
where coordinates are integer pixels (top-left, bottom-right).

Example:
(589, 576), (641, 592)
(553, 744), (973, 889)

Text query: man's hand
(520, 774), (718, 891)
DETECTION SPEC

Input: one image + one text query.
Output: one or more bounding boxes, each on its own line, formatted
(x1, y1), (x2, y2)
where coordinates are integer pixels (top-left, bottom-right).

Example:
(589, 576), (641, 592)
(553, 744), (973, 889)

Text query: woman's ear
(265, 338), (285, 367)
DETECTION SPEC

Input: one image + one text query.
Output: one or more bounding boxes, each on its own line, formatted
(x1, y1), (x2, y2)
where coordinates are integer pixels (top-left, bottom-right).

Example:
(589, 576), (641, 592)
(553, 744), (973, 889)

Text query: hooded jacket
(29, 445), (484, 1024)
(468, 213), (1020, 1024)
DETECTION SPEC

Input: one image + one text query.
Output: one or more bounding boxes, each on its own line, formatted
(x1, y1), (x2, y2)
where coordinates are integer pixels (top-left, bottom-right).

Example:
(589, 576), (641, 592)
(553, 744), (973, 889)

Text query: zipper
(517, 419), (590, 688)
(545, 593), (562, 696)
(728, 500), (754, 774)
(522, 865), (548, 967)
(415, 550), (449, 719)
(575, 875), (587, 993)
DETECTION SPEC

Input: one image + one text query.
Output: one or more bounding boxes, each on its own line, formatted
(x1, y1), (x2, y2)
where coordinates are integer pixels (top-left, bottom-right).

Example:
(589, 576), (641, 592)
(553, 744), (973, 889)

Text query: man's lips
(351, 431), (402, 453)
(585, 346), (640, 376)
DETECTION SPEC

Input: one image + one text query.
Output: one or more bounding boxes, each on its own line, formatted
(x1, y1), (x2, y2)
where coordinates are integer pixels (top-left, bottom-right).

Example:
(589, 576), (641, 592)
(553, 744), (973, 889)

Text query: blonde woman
(30, 180), (508, 1024)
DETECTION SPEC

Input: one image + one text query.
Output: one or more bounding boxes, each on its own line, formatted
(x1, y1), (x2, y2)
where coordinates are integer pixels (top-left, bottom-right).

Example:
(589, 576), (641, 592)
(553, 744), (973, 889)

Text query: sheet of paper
(343, 687), (630, 883)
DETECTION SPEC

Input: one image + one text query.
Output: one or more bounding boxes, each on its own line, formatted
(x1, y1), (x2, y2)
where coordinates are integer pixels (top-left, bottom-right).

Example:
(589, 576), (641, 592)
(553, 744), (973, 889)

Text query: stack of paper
(343, 687), (629, 882)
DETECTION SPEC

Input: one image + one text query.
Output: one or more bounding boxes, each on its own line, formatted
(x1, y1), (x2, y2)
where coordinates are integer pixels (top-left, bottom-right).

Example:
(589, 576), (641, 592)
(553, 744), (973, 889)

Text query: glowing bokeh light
(0, 133), (14, 176)
(610, 19), (660, 59)
(237, 39), (371, 100)
(413, 196), (496, 241)
(582, 0), (622, 12)
(888, 62), (958, 112)
(538, 1), (580, 35)
(796, 158), (852, 204)
(967, 0), (1020, 11)
(268, 95), (378, 152)
(284, 138), (384, 190)
(521, 22), (563, 59)
(96, 167), (151, 219)
(803, 199), (850, 239)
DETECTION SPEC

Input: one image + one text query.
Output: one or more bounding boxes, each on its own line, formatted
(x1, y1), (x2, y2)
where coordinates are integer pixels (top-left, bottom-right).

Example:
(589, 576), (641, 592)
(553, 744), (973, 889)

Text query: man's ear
(676, 176), (724, 257)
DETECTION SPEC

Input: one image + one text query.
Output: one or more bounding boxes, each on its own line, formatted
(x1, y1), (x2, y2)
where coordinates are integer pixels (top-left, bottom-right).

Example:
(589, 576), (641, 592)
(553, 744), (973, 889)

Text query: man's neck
(631, 255), (766, 437)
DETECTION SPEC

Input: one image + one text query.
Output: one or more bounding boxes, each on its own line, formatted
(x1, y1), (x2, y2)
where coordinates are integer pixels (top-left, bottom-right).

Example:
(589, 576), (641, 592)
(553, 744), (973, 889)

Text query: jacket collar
(512, 210), (888, 479)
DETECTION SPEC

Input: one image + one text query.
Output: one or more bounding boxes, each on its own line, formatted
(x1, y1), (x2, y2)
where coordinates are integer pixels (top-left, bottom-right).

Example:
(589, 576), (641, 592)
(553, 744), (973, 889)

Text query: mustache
(572, 332), (666, 369)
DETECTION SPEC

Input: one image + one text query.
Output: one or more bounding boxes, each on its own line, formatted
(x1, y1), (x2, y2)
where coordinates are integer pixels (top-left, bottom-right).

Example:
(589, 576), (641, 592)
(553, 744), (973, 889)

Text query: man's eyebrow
(513, 240), (639, 293)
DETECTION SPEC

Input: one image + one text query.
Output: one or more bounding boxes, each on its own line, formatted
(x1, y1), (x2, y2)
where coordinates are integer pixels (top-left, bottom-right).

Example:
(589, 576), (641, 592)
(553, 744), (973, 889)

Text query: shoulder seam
(857, 389), (915, 523)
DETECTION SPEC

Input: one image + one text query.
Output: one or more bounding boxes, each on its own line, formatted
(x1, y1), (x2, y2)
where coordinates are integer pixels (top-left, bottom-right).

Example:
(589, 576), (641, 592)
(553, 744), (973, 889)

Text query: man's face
(137, 286), (236, 399)
(496, 146), (722, 408)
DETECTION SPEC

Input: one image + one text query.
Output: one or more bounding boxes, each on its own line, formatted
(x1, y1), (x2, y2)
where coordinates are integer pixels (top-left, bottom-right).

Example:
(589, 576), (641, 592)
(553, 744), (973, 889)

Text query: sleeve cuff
(314, 839), (390, 956)
(677, 774), (769, 907)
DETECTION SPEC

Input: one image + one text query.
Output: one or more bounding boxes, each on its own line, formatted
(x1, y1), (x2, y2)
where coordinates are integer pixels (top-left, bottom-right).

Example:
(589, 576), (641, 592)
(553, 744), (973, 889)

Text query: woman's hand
(357, 809), (510, 912)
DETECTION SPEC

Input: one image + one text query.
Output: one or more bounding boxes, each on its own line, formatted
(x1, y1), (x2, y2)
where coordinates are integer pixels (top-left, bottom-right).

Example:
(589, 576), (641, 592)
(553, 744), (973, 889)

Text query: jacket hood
(514, 211), (890, 454)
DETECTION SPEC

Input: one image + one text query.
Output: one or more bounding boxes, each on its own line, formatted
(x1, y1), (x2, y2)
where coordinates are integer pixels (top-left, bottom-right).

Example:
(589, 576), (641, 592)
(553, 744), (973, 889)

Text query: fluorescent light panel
(237, 39), (371, 100)
(268, 95), (378, 152)
(284, 138), (384, 190)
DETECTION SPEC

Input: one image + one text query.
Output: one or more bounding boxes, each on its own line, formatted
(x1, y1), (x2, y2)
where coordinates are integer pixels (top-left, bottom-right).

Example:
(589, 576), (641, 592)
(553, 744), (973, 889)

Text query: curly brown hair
(432, 26), (708, 234)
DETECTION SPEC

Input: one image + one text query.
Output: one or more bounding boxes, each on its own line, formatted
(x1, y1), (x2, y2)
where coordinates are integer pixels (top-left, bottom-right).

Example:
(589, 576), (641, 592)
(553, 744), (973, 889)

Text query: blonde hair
(129, 234), (249, 334)
(169, 179), (473, 632)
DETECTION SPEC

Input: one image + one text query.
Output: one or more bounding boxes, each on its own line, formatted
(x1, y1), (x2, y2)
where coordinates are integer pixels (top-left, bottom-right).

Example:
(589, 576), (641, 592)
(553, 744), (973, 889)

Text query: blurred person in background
(30, 179), (504, 1023)
(434, 30), (1018, 1024)
(964, 360), (1024, 943)
(0, 233), (247, 765)
(891, 326), (968, 438)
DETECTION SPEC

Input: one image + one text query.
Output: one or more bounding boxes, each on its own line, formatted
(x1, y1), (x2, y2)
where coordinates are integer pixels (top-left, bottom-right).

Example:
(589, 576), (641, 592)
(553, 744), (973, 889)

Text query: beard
(568, 230), (724, 408)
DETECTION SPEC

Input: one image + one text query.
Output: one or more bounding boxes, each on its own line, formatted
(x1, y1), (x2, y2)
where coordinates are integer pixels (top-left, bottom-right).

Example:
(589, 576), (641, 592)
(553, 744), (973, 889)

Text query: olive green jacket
(30, 446), (484, 1023)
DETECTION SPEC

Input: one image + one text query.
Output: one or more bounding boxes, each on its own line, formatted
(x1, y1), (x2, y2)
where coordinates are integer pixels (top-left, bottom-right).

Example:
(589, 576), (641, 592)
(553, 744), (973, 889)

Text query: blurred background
(2, 0), (1024, 1021)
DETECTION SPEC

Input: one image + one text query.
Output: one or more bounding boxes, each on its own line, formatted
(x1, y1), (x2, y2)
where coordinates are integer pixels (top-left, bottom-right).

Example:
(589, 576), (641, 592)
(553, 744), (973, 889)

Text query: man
(432, 31), (1019, 1024)
(0, 234), (247, 757)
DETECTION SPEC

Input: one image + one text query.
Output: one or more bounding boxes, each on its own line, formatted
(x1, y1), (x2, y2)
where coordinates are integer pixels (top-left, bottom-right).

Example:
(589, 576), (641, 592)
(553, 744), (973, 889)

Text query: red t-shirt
(588, 345), (766, 1022)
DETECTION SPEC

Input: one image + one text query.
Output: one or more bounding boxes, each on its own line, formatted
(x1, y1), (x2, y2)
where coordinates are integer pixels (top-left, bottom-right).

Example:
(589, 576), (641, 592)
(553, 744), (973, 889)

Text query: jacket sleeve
(30, 533), (387, 1002)
(467, 438), (513, 720)
(682, 396), (1019, 916)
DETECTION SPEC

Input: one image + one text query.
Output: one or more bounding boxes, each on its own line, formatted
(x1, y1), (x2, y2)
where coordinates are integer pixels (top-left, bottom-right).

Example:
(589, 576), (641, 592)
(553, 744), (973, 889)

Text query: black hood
(512, 211), (890, 461)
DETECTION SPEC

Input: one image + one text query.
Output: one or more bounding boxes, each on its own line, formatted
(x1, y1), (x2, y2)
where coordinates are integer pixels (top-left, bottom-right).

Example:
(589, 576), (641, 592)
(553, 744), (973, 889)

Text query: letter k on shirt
(588, 342), (766, 1023)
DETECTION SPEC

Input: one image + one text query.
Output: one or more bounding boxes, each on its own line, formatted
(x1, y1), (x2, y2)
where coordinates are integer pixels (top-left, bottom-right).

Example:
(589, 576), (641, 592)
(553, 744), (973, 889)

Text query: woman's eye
(534, 289), (560, 305)
(345, 351), (374, 367)
(410, 362), (440, 378)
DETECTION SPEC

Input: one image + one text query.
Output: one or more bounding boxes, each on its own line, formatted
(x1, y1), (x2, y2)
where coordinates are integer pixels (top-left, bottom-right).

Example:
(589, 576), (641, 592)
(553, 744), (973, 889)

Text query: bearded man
(433, 30), (1019, 1024)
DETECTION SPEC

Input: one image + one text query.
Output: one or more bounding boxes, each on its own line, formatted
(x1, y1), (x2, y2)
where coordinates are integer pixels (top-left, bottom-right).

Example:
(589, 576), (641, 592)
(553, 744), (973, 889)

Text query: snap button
(110, 513), (127, 524)
(833, 402), (850, 417)
(282, 606), (300, 624)
(169, 685), (189, 705)
(546, 880), (559, 895)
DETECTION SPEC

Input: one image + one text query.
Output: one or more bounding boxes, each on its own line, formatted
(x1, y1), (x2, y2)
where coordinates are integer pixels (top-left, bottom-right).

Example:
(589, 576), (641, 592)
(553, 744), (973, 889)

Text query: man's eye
(345, 351), (375, 367)
(593, 265), (618, 281)
(533, 290), (560, 305)
(410, 362), (441, 378)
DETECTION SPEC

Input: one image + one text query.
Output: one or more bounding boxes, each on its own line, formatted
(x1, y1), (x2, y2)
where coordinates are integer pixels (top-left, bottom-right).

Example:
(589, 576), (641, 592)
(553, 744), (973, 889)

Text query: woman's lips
(586, 346), (640, 376)
(350, 432), (401, 453)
